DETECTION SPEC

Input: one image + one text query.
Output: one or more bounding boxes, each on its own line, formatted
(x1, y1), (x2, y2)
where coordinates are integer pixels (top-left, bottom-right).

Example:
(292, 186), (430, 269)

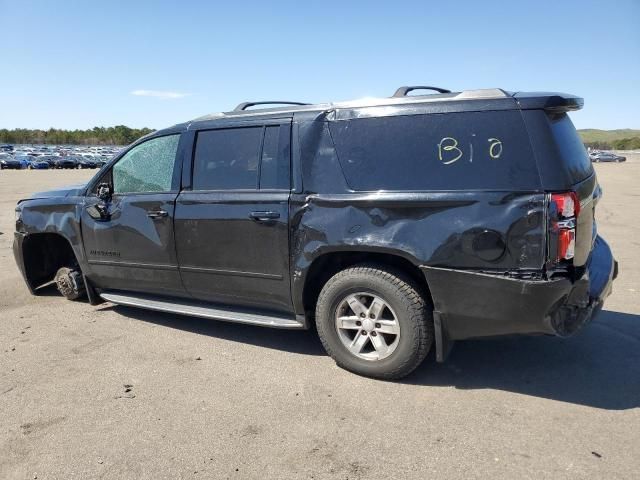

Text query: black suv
(13, 86), (617, 379)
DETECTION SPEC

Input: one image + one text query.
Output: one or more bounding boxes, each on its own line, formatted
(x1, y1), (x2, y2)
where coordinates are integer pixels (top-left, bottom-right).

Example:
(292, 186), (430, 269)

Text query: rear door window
(193, 127), (262, 190)
(259, 125), (290, 190)
(329, 110), (540, 191)
(193, 125), (290, 191)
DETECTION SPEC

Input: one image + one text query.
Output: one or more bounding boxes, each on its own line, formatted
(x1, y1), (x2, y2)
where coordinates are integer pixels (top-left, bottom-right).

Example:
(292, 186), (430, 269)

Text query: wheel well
(302, 251), (432, 315)
(22, 233), (79, 290)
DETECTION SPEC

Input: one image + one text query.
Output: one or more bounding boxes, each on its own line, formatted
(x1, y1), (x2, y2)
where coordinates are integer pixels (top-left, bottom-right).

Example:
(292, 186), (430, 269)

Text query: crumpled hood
(29, 183), (87, 199)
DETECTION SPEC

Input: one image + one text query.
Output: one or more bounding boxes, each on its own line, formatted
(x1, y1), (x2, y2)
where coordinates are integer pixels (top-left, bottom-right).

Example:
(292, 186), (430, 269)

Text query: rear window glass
(547, 113), (593, 181)
(329, 111), (540, 191)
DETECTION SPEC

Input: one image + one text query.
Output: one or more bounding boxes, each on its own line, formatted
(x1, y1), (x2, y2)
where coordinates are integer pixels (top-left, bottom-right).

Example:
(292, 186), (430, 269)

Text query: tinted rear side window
(259, 125), (290, 190)
(193, 127), (262, 190)
(329, 111), (540, 191)
(547, 113), (593, 181)
(520, 110), (593, 190)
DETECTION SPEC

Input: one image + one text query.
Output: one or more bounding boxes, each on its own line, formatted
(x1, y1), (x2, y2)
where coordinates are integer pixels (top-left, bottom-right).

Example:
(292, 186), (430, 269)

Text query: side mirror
(86, 203), (111, 221)
(97, 182), (113, 202)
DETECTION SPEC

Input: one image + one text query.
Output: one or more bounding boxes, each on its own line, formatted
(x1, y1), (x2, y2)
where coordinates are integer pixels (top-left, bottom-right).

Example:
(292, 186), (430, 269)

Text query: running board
(99, 292), (306, 329)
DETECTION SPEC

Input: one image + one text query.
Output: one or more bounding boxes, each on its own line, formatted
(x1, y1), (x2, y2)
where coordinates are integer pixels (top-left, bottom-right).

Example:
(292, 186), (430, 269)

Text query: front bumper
(13, 231), (35, 293)
(421, 235), (616, 341)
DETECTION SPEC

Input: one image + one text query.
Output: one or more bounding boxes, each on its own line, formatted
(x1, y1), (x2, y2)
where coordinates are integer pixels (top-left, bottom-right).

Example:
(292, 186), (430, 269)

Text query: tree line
(3, 125), (638, 150)
(584, 137), (640, 150)
(0, 126), (154, 146)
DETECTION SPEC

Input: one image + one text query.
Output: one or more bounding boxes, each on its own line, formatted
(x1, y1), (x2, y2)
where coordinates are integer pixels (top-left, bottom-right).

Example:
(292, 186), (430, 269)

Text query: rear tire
(54, 267), (86, 300)
(315, 264), (433, 380)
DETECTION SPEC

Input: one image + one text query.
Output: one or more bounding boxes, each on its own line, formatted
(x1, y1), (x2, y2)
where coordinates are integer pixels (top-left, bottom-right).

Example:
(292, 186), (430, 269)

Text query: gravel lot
(1, 156), (639, 479)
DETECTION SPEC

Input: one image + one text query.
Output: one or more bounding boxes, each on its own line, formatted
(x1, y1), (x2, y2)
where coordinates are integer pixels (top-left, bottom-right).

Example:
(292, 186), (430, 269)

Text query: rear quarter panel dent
(291, 191), (546, 311)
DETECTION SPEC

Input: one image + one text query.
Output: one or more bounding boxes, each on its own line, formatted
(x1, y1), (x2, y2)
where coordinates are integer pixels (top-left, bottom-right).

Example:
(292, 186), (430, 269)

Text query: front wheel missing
(54, 267), (87, 300)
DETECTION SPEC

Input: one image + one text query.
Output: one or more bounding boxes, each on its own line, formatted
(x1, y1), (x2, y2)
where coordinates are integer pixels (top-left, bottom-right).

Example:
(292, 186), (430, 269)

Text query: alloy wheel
(334, 292), (400, 361)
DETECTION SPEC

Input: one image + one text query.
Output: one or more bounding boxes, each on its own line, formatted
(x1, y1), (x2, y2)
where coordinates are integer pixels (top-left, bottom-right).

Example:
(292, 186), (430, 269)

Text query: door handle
(249, 211), (280, 221)
(147, 210), (168, 219)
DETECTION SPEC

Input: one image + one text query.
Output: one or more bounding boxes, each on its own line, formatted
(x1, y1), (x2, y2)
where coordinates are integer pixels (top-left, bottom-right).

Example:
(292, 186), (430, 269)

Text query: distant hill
(578, 129), (640, 149)
(578, 129), (640, 143)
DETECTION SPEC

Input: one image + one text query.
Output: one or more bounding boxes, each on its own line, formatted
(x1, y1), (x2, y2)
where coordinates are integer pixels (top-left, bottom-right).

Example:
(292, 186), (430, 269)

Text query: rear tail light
(557, 228), (575, 260)
(550, 192), (579, 262)
(552, 191), (580, 218)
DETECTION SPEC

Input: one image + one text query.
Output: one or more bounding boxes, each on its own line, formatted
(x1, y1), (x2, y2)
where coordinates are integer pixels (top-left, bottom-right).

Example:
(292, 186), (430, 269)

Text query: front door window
(112, 134), (180, 194)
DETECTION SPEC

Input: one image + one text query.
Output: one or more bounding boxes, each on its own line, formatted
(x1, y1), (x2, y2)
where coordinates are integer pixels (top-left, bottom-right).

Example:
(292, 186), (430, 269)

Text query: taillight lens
(552, 192), (580, 218)
(551, 192), (579, 262)
(557, 229), (575, 260)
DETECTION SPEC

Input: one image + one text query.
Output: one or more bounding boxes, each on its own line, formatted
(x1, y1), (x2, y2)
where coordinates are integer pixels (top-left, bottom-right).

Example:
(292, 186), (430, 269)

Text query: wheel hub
(334, 292), (401, 361)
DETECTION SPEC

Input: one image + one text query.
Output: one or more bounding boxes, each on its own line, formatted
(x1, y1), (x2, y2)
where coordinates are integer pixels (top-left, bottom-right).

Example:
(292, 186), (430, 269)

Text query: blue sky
(1, 0), (638, 130)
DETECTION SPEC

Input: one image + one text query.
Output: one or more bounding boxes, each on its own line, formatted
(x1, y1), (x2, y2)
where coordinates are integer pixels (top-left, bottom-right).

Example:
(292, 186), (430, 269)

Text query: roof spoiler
(513, 92), (584, 112)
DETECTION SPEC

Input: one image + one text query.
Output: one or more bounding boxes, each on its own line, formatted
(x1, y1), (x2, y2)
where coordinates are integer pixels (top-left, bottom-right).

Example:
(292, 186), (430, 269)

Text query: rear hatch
(517, 93), (597, 269)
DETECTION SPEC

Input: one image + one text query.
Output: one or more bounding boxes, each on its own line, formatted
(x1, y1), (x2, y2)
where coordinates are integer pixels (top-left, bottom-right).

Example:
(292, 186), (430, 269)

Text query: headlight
(15, 208), (22, 222)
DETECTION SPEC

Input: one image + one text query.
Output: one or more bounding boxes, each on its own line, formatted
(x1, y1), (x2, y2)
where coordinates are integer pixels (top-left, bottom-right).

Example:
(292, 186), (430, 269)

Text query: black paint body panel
(81, 193), (185, 297)
(423, 235), (615, 339)
(174, 191), (291, 311)
(288, 190), (547, 314)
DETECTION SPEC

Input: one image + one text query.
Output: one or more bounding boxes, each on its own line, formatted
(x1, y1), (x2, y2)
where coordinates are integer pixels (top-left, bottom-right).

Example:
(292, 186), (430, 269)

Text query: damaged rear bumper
(421, 235), (616, 359)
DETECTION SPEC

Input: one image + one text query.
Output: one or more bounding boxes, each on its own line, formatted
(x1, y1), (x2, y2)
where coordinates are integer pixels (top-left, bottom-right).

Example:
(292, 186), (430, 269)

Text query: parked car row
(0, 144), (122, 170)
(1, 154), (111, 170)
(588, 150), (627, 162)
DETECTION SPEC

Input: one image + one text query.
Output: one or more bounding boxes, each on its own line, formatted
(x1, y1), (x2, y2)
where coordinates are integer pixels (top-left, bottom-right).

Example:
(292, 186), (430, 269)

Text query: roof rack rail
(234, 101), (310, 111)
(392, 86), (451, 97)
